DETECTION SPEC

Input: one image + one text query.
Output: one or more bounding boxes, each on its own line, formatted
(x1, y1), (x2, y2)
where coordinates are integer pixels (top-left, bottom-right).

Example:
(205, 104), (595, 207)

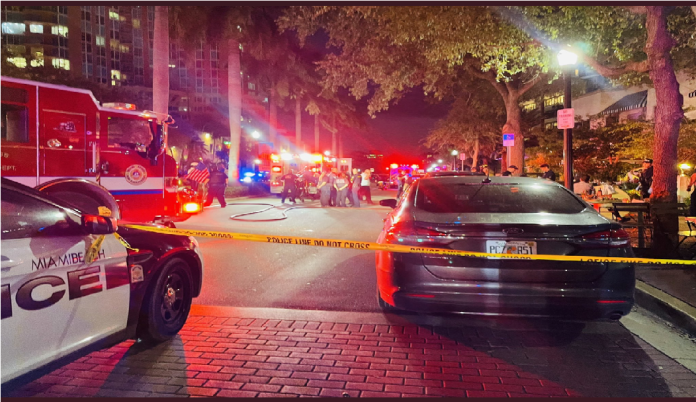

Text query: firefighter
(204, 163), (228, 208)
(317, 169), (332, 207)
(281, 169), (298, 204)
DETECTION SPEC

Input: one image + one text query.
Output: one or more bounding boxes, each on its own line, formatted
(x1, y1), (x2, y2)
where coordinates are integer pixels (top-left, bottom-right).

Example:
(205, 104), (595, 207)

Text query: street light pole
(563, 66), (573, 190)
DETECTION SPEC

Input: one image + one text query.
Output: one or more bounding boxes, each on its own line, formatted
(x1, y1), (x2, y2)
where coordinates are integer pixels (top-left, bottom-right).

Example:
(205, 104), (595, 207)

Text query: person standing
(280, 169), (297, 204)
(639, 159), (654, 199)
(329, 168), (338, 207)
(361, 169), (375, 205)
(687, 171), (696, 217)
(317, 170), (332, 207)
(204, 163), (228, 208)
(351, 168), (362, 208)
(335, 172), (349, 207)
(502, 165), (518, 177)
(540, 164), (557, 182)
(396, 170), (408, 199)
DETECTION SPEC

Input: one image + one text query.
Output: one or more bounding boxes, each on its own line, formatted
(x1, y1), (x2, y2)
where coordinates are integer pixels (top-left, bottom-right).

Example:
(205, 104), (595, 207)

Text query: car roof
(419, 175), (564, 186)
(425, 171), (485, 177)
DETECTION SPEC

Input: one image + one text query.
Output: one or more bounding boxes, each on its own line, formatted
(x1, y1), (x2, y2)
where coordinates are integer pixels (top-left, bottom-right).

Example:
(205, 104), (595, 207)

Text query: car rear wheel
(140, 258), (193, 343)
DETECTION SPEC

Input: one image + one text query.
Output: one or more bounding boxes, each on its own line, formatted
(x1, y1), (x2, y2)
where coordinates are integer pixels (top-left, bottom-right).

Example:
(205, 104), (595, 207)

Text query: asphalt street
(178, 187), (395, 311)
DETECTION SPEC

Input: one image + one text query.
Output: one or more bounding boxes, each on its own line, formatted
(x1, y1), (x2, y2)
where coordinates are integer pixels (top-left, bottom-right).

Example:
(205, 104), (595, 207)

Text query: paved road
(179, 188), (395, 311)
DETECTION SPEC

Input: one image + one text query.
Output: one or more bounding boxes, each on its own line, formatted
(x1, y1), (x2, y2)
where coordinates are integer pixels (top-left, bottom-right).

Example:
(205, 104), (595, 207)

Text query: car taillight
(183, 202), (201, 213)
(385, 220), (449, 246)
(576, 229), (631, 248)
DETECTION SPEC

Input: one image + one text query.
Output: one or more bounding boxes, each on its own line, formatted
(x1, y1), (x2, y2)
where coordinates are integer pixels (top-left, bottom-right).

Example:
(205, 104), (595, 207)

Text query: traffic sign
(503, 134), (514, 147)
(557, 108), (575, 129)
(459, 153), (466, 161)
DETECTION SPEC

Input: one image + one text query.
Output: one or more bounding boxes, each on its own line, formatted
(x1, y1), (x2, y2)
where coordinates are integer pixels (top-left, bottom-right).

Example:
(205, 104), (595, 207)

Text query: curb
(635, 279), (696, 336)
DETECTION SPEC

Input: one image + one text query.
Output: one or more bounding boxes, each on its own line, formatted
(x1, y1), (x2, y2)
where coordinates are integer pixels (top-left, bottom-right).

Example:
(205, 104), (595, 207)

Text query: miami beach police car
(1, 178), (204, 384)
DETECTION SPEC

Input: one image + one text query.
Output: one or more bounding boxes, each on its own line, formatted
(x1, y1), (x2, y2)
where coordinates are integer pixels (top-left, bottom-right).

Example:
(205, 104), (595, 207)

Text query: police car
(1, 178), (204, 384)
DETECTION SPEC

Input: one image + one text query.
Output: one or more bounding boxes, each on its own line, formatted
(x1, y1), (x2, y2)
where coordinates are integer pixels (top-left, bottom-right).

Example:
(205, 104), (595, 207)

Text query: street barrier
(123, 224), (696, 266)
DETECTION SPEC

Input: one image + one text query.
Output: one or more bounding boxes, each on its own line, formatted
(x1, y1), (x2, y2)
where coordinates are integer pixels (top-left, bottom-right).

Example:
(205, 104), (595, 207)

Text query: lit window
(2, 22), (26, 35)
(111, 70), (121, 80)
(51, 25), (68, 37)
(29, 24), (43, 34)
(52, 58), (70, 70)
(248, 82), (256, 91)
(7, 57), (27, 68)
(109, 10), (119, 20)
(96, 36), (105, 46)
(133, 19), (141, 29)
(120, 44), (129, 53)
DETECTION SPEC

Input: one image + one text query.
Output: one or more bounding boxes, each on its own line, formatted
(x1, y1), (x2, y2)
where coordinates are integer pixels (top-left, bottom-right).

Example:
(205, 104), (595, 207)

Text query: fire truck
(1, 77), (201, 224)
(269, 153), (352, 195)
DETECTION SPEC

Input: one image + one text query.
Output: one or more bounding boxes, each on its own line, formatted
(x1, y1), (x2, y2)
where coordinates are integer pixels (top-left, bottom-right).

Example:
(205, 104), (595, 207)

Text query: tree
(171, 6), (251, 184)
(280, 6), (555, 173)
(424, 82), (506, 168)
(520, 5), (696, 255)
(152, 6), (169, 116)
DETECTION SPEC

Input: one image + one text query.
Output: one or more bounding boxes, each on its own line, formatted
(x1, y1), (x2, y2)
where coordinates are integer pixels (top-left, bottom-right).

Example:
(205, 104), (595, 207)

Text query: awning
(600, 90), (648, 116)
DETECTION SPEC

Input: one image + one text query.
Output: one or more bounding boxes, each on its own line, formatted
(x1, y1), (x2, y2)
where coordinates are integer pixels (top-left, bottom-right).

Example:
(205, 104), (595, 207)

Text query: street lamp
(557, 47), (578, 190)
(252, 130), (261, 139)
(451, 150), (458, 171)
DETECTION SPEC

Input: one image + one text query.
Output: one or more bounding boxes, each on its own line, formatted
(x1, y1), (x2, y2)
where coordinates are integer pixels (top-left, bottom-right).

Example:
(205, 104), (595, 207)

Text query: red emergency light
(272, 166), (281, 172)
(103, 102), (137, 111)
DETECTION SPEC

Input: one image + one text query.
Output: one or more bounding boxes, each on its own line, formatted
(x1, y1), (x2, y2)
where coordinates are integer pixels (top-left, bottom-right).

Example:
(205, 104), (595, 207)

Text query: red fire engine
(1, 77), (201, 224)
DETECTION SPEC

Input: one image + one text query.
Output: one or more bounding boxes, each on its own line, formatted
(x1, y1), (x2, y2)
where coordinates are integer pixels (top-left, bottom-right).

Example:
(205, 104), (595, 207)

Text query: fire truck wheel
(140, 258), (193, 343)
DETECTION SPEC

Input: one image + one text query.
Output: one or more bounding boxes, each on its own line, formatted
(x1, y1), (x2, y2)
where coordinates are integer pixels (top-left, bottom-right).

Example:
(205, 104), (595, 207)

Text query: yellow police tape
(122, 224), (696, 266)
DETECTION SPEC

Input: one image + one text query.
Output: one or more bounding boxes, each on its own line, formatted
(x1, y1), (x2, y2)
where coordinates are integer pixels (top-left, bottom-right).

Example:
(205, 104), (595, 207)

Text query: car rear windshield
(414, 182), (587, 214)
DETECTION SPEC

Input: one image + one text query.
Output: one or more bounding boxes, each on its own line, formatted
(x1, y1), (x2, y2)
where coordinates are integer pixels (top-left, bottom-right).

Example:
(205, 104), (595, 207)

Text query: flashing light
(332, 158), (336, 162)
(451, 150), (458, 155)
(280, 152), (292, 161)
(254, 159), (261, 164)
(103, 102), (137, 110)
(244, 172), (255, 177)
(324, 150), (331, 156)
(311, 154), (323, 163)
(270, 154), (280, 161)
(204, 133), (211, 139)
(183, 202), (201, 213)
(390, 163), (399, 169)
(272, 166), (282, 172)
(679, 163), (692, 170)
(171, 146), (176, 149)
(242, 177), (252, 183)
(426, 168), (433, 172)
(300, 153), (311, 161)
(438, 159), (443, 163)
(411, 164), (419, 169)
(252, 131), (261, 139)
(557, 48), (578, 66)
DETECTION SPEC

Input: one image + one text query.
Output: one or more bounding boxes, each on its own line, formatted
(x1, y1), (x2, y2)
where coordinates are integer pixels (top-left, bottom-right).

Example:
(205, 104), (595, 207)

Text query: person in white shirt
(360, 169), (375, 205)
(573, 174), (594, 196)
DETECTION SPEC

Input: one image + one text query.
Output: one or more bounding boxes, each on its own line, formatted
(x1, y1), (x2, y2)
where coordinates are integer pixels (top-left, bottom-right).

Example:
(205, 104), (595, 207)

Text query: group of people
(280, 167), (377, 208)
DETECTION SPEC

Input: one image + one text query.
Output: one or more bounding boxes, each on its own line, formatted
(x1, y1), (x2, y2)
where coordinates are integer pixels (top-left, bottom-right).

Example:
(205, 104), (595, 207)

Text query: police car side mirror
(82, 214), (118, 234)
(380, 199), (398, 209)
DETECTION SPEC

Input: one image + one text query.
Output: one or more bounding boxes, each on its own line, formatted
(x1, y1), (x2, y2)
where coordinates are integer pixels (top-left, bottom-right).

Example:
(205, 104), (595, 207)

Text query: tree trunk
(472, 137), (480, 168)
(339, 131), (344, 158)
(314, 114), (320, 153)
(646, 6), (683, 257)
(503, 97), (524, 175)
(227, 38), (242, 184)
(152, 6), (169, 116)
(269, 83), (278, 147)
(331, 115), (337, 156)
(295, 95), (302, 151)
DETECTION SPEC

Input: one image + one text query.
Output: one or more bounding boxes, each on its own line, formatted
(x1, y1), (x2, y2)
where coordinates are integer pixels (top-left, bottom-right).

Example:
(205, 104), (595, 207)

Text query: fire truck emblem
(57, 121), (77, 133)
(125, 164), (147, 185)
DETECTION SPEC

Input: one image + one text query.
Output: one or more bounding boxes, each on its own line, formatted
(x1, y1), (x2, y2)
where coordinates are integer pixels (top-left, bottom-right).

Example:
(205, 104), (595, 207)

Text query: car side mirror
(82, 214), (118, 234)
(380, 199), (398, 209)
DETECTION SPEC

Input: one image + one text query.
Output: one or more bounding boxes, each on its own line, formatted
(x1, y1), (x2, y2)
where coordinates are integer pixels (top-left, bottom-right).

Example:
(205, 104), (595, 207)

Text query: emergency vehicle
(1, 178), (204, 385)
(1, 77), (202, 224)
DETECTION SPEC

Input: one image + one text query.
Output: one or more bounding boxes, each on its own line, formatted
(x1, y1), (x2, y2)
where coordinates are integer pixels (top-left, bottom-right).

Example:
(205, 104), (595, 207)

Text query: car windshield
(415, 181), (587, 214)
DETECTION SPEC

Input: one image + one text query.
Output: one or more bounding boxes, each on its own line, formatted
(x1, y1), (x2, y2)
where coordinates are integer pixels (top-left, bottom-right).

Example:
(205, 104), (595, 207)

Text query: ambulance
(1, 77), (202, 225)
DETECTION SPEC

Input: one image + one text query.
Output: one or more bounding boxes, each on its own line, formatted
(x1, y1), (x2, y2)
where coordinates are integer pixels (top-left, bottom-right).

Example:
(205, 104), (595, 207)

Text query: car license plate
(485, 241), (537, 256)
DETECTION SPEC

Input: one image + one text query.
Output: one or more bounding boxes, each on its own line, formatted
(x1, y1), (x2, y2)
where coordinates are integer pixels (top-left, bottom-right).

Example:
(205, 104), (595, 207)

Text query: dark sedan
(376, 176), (634, 320)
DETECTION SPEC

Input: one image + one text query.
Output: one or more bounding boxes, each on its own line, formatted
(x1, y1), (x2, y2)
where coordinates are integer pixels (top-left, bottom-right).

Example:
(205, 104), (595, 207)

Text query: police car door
(1, 188), (130, 383)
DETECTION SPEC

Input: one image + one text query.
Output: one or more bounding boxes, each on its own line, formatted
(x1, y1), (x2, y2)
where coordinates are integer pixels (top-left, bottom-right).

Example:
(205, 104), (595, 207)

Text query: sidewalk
(4, 306), (696, 398)
(636, 266), (696, 336)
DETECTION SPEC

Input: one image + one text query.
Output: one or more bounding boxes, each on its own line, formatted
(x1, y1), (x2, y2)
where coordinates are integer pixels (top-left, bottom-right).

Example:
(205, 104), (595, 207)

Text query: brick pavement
(4, 307), (696, 398)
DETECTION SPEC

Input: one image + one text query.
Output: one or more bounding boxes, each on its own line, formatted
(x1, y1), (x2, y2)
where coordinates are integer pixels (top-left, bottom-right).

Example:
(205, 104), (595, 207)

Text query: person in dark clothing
(540, 164), (557, 182)
(351, 168), (361, 208)
(204, 163), (228, 208)
(281, 169), (297, 204)
(687, 172), (696, 217)
(502, 165), (518, 177)
(329, 168), (338, 206)
(318, 170), (332, 207)
(639, 159), (653, 199)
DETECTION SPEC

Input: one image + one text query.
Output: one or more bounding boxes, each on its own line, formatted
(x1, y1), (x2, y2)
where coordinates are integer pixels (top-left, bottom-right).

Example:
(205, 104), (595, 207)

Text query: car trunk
(410, 210), (615, 284)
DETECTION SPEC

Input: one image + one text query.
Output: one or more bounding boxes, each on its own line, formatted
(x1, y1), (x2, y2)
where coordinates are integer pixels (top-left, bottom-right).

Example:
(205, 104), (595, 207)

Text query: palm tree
(152, 6), (169, 116)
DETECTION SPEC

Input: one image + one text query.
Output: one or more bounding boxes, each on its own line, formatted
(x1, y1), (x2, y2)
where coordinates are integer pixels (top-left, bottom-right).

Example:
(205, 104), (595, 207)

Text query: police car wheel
(141, 258), (193, 342)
